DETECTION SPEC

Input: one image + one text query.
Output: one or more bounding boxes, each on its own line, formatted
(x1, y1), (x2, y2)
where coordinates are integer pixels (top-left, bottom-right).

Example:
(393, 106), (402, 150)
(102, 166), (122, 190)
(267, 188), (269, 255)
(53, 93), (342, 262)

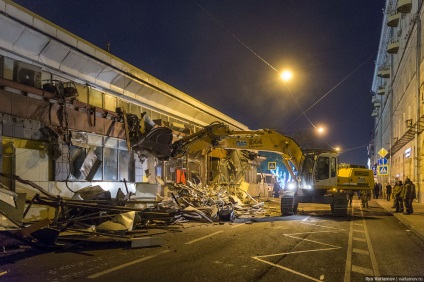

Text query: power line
(285, 53), (375, 129)
(191, 0), (278, 72)
(191, 1), (373, 155)
(339, 144), (369, 154)
(283, 83), (316, 129)
(191, 0), (318, 129)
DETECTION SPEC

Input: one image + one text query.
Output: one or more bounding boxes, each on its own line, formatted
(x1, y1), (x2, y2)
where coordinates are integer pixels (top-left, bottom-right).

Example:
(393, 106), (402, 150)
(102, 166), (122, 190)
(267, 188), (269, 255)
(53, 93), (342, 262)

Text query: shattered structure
(0, 171), (273, 248)
(0, 1), (271, 249)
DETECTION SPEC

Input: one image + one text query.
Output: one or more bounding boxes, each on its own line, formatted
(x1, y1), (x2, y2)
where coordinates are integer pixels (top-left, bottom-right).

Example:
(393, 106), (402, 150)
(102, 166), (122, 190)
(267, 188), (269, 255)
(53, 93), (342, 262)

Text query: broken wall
(15, 147), (49, 221)
(238, 181), (267, 198)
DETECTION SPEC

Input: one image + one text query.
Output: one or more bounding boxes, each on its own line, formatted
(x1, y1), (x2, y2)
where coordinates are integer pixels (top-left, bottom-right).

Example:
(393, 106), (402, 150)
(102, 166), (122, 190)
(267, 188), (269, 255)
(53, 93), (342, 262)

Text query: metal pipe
(11, 142), (15, 192)
(415, 5), (422, 202)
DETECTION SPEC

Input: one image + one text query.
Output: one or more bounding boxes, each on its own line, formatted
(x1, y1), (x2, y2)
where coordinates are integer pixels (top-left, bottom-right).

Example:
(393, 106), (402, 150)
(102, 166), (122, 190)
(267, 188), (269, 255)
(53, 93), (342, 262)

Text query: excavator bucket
(119, 108), (174, 160)
(133, 127), (173, 160)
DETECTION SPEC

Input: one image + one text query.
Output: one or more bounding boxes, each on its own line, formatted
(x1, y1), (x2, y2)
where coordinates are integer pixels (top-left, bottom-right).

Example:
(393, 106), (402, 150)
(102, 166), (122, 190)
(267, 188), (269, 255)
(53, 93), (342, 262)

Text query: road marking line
(254, 214), (344, 281)
(288, 230), (343, 235)
(353, 237), (366, 242)
(352, 248), (369, 255)
(253, 256), (322, 282)
(344, 205), (354, 282)
(255, 247), (340, 258)
(285, 234), (341, 248)
(353, 229), (365, 233)
(351, 264), (374, 276)
(359, 207), (380, 276)
(184, 231), (223, 244)
(87, 250), (170, 279)
(302, 216), (311, 221)
(300, 222), (343, 230)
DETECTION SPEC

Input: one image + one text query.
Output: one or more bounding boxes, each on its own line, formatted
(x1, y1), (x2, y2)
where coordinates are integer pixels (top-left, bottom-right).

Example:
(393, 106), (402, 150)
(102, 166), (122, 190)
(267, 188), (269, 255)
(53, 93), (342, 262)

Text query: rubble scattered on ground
(0, 173), (278, 250)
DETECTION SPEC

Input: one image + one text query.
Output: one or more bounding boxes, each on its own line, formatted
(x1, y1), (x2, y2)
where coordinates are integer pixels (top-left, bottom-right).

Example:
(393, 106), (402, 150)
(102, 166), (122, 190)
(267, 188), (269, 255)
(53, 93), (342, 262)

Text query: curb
(375, 201), (424, 242)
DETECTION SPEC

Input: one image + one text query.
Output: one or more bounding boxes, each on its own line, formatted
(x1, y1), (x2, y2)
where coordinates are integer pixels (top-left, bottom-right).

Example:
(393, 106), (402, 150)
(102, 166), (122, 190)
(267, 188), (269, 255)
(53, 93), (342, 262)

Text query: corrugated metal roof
(0, 0), (248, 130)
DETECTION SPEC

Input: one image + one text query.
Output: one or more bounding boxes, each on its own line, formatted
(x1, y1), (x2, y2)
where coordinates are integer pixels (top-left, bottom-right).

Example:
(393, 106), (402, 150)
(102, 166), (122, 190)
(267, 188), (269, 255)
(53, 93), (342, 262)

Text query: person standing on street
(361, 190), (370, 208)
(403, 178), (416, 215)
(373, 183), (379, 199)
(391, 181), (398, 208)
(385, 183), (392, 201)
(347, 190), (354, 207)
(392, 180), (404, 213)
(273, 181), (281, 198)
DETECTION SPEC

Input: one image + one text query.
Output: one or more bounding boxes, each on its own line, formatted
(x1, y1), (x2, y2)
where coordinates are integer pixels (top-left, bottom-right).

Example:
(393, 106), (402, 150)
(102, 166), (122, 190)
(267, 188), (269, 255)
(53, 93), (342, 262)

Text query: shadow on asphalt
(0, 238), (144, 266)
(0, 247), (46, 266)
(236, 204), (396, 224)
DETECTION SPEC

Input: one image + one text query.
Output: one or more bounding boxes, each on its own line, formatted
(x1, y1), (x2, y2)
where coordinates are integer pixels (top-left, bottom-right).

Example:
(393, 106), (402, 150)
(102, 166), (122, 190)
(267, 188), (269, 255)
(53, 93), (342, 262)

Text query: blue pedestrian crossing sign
(377, 165), (389, 175)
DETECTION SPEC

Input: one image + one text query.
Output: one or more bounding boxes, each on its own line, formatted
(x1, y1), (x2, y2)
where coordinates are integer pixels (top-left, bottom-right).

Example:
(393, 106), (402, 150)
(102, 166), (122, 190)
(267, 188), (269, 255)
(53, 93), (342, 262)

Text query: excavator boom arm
(171, 122), (304, 179)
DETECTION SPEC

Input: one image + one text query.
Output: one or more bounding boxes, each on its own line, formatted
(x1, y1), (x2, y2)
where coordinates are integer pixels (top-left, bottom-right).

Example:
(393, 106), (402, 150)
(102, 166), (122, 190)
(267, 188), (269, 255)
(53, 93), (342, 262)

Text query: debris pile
(0, 173), (276, 250)
(163, 181), (267, 223)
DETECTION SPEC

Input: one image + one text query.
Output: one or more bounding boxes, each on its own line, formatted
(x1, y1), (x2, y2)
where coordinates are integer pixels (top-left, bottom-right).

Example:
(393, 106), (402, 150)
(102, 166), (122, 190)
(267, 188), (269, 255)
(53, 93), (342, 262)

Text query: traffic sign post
(377, 165), (389, 176)
(377, 158), (388, 165)
(268, 162), (276, 170)
(378, 148), (388, 158)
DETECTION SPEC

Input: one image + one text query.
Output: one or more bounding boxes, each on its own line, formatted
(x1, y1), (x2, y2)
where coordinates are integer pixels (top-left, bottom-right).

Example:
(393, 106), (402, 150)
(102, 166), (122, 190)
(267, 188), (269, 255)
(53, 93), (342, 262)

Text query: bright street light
(316, 126), (325, 134)
(280, 70), (293, 82)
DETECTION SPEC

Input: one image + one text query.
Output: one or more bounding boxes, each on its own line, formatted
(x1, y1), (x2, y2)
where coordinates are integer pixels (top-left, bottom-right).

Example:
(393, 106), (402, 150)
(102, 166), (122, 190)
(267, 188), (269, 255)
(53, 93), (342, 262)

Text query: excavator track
(330, 192), (348, 216)
(281, 194), (295, 216)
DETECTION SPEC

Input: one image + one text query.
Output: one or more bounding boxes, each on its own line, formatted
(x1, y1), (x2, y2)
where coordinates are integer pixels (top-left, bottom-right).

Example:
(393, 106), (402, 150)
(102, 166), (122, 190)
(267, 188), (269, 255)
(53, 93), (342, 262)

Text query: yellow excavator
(122, 116), (374, 216)
(170, 122), (374, 216)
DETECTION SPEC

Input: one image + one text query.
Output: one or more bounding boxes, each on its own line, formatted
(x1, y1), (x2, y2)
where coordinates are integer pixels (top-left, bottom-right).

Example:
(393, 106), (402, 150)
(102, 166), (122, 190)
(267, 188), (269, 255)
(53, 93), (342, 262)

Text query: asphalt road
(2, 199), (424, 282)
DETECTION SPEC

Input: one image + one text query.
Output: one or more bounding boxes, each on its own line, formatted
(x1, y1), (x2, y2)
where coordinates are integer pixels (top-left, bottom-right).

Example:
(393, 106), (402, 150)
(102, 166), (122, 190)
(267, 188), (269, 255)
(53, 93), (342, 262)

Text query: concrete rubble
(0, 173), (278, 251)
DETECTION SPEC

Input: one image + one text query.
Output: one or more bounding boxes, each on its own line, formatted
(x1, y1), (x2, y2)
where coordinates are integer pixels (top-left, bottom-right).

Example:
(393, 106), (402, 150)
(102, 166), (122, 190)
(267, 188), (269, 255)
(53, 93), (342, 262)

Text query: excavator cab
(312, 153), (338, 189)
(296, 151), (338, 194)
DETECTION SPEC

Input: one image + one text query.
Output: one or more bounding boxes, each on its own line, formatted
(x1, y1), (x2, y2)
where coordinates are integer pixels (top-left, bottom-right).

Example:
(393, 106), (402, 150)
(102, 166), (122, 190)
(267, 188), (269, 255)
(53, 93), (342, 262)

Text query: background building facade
(371, 0), (422, 202)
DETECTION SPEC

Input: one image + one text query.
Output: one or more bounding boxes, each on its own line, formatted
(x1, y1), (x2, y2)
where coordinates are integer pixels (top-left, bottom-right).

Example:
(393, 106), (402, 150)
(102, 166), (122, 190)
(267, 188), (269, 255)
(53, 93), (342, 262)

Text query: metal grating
(390, 115), (424, 155)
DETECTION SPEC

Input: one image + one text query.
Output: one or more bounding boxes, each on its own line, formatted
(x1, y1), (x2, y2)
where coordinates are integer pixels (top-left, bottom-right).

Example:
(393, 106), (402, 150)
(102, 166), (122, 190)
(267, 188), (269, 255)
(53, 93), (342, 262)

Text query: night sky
(13, 0), (385, 166)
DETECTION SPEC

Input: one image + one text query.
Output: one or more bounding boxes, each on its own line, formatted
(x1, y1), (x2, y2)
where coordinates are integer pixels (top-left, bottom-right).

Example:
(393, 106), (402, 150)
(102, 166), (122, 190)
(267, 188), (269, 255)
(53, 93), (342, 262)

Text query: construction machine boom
(171, 122), (374, 216)
(171, 122), (304, 180)
(124, 118), (373, 216)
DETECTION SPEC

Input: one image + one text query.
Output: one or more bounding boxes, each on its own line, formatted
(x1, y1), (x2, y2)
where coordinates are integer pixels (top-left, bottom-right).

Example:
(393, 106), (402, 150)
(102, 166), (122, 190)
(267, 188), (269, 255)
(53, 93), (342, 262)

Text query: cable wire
(286, 53), (375, 128)
(191, 0), (374, 154)
(191, 0), (277, 72)
(191, 0), (320, 129)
